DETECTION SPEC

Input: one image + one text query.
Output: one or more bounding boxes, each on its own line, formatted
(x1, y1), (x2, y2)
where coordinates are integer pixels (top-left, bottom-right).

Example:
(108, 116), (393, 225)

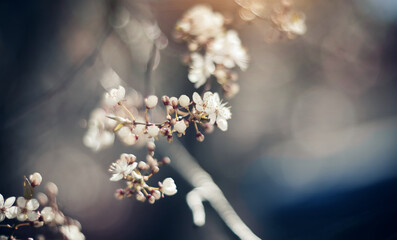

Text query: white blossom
(0, 194), (17, 222)
(103, 85), (125, 107)
(174, 120), (187, 134)
(60, 224), (85, 240)
(41, 207), (55, 223)
(175, 5), (224, 44)
(109, 157), (138, 181)
(179, 95), (190, 108)
(193, 92), (231, 131)
(161, 178), (177, 196)
(16, 197), (40, 222)
(83, 108), (115, 151)
(279, 11), (307, 35)
(208, 30), (249, 71)
(117, 127), (137, 146)
(188, 53), (215, 88)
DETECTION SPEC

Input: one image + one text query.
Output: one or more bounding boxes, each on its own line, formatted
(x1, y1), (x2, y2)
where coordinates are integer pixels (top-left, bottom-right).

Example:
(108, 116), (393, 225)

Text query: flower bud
(145, 95), (158, 109)
(29, 172), (42, 187)
(148, 195), (155, 204)
(147, 141), (156, 152)
(170, 97), (178, 108)
(174, 120), (187, 133)
(138, 161), (149, 170)
(196, 132), (205, 142)
(162, 156), (171, 165)
(179, 95), (190, 107)
(46, 182), (58, 196)
(152, 190), (161, 200)
(147, 125), (160, 137)
(152, 166), (160, 173)
(136, 192), (146, 202)
(115, 189), (125, 200)
(161, 95), (170, 105)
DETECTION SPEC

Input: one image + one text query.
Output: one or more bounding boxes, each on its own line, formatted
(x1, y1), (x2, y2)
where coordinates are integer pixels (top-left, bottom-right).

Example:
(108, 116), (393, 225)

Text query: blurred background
(1, 0), (397, 239)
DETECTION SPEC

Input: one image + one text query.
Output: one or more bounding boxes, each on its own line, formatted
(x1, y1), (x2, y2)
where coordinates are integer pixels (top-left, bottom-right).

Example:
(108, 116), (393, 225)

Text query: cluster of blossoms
(83, 85), (145, 151)
(84, 83), (231, 203)
(109, 146), (176, 204)
(0, 173), (84, 240)
(235, 0), (307, 39)
(174, 5), (249, 98)
(84, 85), (232, 152)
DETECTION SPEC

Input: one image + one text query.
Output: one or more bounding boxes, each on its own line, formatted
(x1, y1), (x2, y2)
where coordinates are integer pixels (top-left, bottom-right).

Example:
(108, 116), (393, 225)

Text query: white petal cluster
(103, 85), (125, 107)
(0, 194), (18, 222)
(175, 5), (224, 44)
(208, 30), (249, 71)
(161, 178), (177, 196)
(16, 197), (40, 221)
(41, 206), (55, 223)
(109, 154), (138, 181)
(277, 11), (307, 36)
(193, 92), (231, 131)
(188, 53), (215, 88)
(176, 5), (249, 94)
(60, 224), (85, 240)
(83, 108), (115, 151)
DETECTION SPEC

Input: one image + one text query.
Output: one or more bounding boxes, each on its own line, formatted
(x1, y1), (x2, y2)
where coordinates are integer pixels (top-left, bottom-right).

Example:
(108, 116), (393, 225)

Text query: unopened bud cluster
(174, 5), (249, 98)
(0, 173), (84, 240)
(110, 141), (177, 204)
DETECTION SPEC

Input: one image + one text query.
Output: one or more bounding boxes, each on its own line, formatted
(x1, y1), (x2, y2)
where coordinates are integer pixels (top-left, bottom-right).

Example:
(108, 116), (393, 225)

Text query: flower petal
(27, 211), (39, 221)
(5, 206), (18, 219)
(110, 173), (123, 182)
(4, 197), (15, 208)
(26, 199), (39, 211)
(0, 213), (5, 222)
(17, 197), (26, 208)
(0, 194), (3, 208)
(217, 118), (228, 131)
(192, 92), (202, 104)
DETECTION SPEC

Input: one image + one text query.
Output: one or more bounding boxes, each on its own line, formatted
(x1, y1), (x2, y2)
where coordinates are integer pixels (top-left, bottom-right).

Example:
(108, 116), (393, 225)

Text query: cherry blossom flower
(160, 178), (177, 196)
(109, 156), (138, 181)
(193, 92), (231, 131)
(41, 206), (55, 223)
(208, 30), (249, 71)
(175, 5), (224, 44)
(16, 197), (40, 222)
(0, 194), (17, 222)
(60, 224), (85, 240)
(103, 86), (125, 107)
(276, 11), (307, 36)
(83, 108), (115, 151)
(188, 53), (215, 88)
